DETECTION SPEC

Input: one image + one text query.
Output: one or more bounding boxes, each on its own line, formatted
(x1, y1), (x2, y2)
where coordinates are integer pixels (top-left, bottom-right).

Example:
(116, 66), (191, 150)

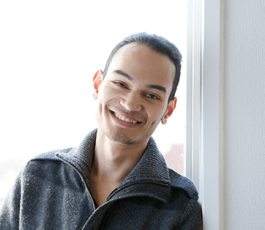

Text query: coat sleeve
(0, 167), (23, 230)
(175, 198), (203, 230)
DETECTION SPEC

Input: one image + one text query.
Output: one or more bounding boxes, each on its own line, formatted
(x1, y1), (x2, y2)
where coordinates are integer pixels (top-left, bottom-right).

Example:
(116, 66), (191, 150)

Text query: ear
(93, 70), (103, 99)
(161, 97), (177, 125)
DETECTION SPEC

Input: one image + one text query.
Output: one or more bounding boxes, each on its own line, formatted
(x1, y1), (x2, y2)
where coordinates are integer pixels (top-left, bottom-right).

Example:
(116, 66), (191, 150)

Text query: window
(1, 2), (222, 229)
(0, 0), (187, 201)
(186, 0), (222, 229)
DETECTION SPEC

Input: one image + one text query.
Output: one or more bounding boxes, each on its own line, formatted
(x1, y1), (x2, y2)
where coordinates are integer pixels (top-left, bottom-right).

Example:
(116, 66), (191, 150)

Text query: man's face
(94, 43), (176, 146)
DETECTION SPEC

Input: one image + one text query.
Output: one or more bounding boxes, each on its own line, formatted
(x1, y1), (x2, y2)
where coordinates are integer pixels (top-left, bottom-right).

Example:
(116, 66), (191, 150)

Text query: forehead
(107, 43), (175, 92)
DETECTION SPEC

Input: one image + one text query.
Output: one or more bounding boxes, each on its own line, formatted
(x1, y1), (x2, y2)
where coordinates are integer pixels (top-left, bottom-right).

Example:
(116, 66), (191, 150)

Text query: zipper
(57, 153), (169, 229)
(106, 180), (169, 201)
(56, 153), (96, 211)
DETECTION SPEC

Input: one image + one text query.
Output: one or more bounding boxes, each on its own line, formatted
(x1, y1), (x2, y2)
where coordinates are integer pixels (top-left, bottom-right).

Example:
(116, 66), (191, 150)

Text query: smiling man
(0, 33), (203, 229)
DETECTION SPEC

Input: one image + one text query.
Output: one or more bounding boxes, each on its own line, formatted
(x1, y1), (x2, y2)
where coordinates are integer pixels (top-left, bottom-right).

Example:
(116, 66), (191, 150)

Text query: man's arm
(176, 198), (203, 230)
(0, 168), (23, 229)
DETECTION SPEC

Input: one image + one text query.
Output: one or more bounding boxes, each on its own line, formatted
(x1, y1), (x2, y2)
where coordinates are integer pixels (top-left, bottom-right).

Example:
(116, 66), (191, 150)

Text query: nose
(120, 92), (143, 112)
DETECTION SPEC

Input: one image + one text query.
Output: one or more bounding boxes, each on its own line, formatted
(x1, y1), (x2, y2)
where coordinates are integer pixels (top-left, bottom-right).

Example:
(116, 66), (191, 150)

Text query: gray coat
(0, 129), (203, 229)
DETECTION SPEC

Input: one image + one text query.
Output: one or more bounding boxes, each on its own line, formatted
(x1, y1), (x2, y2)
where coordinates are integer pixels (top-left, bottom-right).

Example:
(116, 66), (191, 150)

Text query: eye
(114, 81), (127, 88)
(146, 93), (160, 100)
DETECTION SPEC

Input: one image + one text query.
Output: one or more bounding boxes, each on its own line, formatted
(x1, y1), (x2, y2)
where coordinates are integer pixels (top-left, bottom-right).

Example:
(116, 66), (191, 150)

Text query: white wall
(223, 0), (265, 229)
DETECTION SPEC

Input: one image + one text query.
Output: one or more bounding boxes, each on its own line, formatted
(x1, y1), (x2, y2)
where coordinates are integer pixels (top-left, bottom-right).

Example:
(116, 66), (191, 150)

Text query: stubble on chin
(103, 128), (137, 146)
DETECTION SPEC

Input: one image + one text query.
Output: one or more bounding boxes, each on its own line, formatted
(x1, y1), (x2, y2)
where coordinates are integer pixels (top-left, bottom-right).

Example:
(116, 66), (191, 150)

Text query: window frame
(186, 0), (222, 229)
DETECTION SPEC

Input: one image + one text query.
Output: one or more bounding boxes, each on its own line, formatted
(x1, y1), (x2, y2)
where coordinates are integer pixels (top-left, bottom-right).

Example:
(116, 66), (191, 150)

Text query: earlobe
(161, 116), (167, 125)
(93, 70), (103, 99)
(161, 97), (177, 125)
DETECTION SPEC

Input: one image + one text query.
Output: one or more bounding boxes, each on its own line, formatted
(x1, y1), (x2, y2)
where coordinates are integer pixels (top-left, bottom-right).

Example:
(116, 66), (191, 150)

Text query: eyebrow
(146, 85), (166, 93)
(113, 70), (133, 81)
(112, 69), (167, 94)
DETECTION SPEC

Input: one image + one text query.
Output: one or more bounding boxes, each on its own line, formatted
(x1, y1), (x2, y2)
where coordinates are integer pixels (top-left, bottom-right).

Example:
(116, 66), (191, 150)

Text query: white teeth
(113, 112), (137, 124)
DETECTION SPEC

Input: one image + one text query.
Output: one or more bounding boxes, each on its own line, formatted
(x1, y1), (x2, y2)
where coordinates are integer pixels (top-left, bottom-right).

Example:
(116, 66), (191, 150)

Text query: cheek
(97, 89), (121, 116)
(147, 108), (166, 129)
(151, 106), (167, 120)
(99, 85), (128, 109)
(98, 84), (117, 101)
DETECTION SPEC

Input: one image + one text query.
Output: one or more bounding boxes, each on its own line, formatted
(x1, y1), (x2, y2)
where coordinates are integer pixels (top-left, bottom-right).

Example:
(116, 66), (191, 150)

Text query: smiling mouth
(110, 110), (141, 124)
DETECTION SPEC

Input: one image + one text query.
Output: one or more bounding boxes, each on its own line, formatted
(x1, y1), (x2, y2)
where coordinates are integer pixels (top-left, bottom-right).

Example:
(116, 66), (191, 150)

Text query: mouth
(110, 110), (141, 124)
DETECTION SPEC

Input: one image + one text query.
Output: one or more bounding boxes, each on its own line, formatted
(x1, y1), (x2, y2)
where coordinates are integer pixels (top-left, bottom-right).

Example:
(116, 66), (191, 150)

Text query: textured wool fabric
(0, 129), (203, 229)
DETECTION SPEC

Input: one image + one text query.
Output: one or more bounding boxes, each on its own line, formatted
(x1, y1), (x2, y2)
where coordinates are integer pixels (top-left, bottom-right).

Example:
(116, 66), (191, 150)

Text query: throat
(89, 173), (121, 208)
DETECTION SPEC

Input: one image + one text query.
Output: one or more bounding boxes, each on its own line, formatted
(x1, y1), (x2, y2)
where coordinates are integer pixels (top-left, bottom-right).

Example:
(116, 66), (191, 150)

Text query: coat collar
(56, 129), (171, 203)
(33, 128), (198, 201)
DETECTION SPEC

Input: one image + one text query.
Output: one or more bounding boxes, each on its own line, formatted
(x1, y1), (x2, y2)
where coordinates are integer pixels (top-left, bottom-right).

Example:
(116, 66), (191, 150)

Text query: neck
(91, 128), (148, 183)
(89, 128), (150, 207)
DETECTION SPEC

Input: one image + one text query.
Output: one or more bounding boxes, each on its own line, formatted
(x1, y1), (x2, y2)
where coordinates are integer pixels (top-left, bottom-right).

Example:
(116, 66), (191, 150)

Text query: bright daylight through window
(0, 0), (187, 202)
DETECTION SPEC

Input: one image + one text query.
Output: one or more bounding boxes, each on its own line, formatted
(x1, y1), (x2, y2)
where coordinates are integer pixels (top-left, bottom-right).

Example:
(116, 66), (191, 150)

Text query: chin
(105, 130), (137, 146)
(99, 124), (138, 145)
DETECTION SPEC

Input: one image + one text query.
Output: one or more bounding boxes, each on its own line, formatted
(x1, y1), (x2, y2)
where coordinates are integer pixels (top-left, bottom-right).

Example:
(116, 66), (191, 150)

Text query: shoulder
(168, 169), (203, 229)
(30, 147), (73, 161)
(22, 147), (73, 175)
(5, 147), (73, 190)
(24, 147), (73, 168)
(168, 168), (198, 200)
(20, 147), (84, 191)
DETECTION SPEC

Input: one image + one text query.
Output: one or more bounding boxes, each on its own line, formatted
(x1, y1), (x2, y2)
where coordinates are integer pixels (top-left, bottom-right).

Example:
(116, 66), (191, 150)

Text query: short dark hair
(102, 32), (182, 102)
